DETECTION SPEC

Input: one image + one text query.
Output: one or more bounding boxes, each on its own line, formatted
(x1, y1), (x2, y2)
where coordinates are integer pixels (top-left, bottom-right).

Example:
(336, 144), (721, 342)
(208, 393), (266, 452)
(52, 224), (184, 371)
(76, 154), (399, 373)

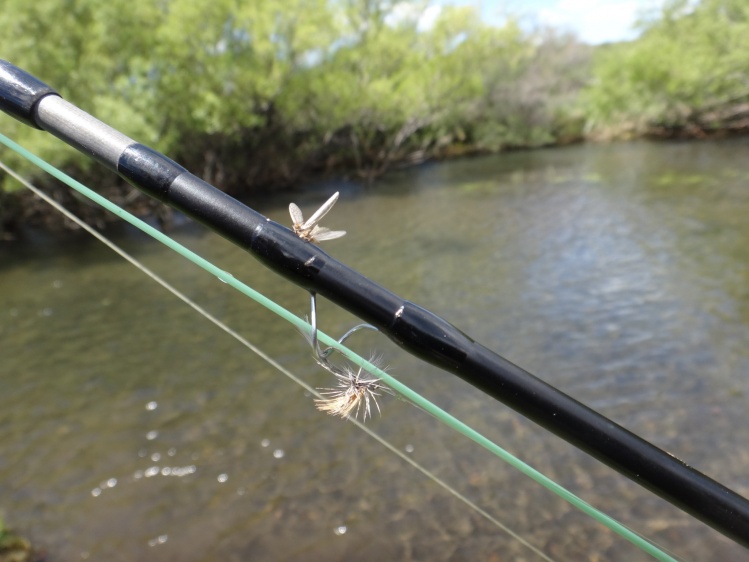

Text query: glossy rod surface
(2, 59), (748, 547)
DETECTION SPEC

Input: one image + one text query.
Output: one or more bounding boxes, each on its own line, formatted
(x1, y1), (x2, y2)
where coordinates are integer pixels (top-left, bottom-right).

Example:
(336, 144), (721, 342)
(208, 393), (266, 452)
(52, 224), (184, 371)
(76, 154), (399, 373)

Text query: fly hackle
(315, 362), (393, 422)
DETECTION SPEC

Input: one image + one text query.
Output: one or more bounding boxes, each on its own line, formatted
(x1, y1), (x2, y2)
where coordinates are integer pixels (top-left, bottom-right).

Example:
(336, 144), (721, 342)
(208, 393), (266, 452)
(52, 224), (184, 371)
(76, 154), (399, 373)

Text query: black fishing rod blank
(2, 59), (748, 548)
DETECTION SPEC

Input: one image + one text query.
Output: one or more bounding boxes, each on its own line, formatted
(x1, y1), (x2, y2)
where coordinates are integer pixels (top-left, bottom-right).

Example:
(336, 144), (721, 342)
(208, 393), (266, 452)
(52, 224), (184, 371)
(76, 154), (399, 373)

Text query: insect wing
(302, 191), (339, 230)
(289, 202), (305, 227)
(312, 228), (346, 242)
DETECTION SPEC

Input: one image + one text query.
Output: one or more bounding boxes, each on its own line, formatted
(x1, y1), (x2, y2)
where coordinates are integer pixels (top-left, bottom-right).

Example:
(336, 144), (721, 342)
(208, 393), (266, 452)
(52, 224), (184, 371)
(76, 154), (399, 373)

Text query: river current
(2, 139), (749, 560)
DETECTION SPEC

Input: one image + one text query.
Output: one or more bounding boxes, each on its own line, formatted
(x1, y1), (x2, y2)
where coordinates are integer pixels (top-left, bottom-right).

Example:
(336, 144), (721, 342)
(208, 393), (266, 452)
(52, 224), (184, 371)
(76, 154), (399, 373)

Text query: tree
(584, 0), (749, 135)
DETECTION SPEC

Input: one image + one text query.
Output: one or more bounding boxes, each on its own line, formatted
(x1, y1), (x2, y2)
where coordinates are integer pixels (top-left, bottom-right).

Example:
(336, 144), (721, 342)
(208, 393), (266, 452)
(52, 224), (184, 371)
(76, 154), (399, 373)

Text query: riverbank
(3, 125), (746, 242)
(1, 134), (582, 239)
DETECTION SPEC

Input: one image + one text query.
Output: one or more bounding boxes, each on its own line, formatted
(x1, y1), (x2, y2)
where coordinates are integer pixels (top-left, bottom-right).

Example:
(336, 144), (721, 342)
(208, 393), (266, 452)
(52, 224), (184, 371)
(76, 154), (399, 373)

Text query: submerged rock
(0, 521), (43, 562)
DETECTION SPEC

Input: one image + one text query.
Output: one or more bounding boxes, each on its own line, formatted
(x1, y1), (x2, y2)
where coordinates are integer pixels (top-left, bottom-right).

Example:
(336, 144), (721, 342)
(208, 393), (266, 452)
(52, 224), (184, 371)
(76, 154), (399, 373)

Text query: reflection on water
(2, 140), (749, 560)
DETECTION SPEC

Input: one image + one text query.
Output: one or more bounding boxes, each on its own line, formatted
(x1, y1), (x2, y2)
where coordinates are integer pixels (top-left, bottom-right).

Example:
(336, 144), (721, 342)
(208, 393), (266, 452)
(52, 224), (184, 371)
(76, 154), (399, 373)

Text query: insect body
(289, 192), (346, 243)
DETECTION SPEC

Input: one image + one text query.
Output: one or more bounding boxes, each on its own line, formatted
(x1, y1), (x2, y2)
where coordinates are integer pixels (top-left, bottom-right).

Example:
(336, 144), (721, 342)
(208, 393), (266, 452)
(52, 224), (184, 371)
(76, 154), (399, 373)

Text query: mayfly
(289, 191), (346, 243)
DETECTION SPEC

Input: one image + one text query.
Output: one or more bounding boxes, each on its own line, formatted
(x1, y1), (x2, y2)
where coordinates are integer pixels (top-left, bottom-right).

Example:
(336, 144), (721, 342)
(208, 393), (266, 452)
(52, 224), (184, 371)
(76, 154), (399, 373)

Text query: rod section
(2, 59), (748, 547)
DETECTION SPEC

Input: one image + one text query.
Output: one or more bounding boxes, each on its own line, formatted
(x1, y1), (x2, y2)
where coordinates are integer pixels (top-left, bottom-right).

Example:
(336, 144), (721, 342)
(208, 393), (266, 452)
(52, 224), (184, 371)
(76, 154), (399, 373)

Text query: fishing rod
(2, 59), (748, 548)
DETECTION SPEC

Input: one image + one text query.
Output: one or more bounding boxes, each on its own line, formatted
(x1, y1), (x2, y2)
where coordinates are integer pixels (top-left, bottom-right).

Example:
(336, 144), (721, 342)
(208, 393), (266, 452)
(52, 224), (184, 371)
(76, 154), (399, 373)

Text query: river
(2, 139), (749, 560)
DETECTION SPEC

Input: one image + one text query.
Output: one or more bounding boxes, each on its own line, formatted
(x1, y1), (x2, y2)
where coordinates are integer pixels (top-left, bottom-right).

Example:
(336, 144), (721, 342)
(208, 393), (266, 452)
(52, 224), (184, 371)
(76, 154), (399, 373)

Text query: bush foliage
(0, 0), (745, 203)
(0, 0), (589, 195)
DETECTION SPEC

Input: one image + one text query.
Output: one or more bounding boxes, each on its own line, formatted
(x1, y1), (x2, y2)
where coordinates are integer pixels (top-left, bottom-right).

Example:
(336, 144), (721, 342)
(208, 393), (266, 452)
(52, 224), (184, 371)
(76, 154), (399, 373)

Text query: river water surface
(2, 140), (749, 560)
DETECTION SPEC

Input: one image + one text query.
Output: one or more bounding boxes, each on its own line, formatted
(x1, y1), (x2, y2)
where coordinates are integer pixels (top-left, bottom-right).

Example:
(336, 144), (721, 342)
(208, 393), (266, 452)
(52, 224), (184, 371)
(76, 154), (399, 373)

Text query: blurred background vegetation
(0, 0), (747, 230)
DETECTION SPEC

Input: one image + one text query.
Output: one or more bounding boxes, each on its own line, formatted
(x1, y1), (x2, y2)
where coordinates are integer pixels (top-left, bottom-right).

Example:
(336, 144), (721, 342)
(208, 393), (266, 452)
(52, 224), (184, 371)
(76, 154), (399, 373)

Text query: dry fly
(289, 191), (346, 243)
(302, 291), (391, 422)
(315, 360), (392, 422)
